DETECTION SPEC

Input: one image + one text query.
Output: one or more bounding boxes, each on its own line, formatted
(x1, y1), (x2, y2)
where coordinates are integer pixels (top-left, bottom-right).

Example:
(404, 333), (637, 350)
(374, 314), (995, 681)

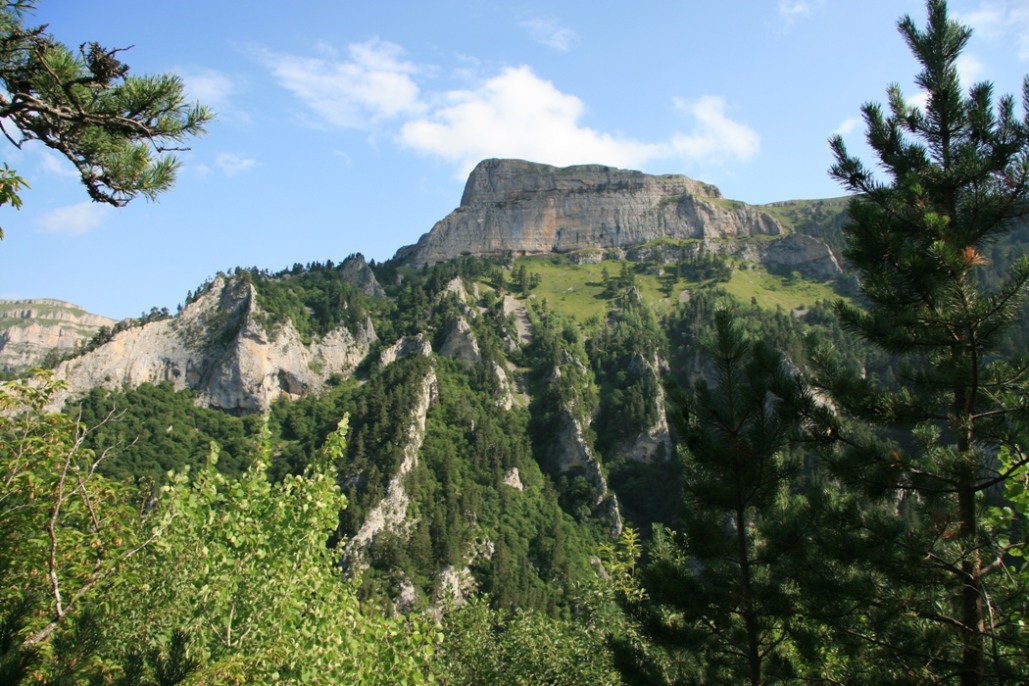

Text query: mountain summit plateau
(394, 158), (786, 266)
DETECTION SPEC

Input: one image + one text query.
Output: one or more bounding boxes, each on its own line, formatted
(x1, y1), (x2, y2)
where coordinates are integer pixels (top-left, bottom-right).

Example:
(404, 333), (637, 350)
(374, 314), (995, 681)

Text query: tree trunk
(737, 507), (762, 686)
(958, 485), (984, 686)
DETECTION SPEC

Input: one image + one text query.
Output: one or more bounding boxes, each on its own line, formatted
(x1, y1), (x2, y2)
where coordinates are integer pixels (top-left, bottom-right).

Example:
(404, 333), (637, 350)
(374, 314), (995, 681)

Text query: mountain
(7, 160), (876, 612)
(395, 158), (841, 280)
(9, 147), (1029, 682)
(32, 161), (849, 412)
(0, 299), (116, 373)
(50, 258), (379, 414)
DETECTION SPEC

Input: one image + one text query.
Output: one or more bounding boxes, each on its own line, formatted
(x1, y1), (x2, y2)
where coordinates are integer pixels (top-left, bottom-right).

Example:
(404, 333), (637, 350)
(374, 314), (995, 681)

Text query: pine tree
(823, 1), (1029, 682)
(629, 310), (810, 685)
(0, 0), (212, 235)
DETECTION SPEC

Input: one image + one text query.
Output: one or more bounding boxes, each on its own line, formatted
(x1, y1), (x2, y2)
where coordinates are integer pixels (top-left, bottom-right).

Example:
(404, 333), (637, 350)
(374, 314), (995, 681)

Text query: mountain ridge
(394, 158), (789, 266)
(0, 299), (116, 373)
(3, 159), (850, 409)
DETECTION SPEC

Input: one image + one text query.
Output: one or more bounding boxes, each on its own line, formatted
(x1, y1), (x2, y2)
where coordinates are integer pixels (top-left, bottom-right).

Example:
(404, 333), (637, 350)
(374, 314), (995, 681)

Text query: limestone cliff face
(438, 317), (481, 364)
(395, 159), (783, 266)
(52, 276), (376, 413)
(609, 352), (674, 464)
(721, 233), (842, 280)
(547, 353), (623, 536)
(0, 299), (116, 372)
(338, 253), (386, 298)
(344, 363), (438, 569)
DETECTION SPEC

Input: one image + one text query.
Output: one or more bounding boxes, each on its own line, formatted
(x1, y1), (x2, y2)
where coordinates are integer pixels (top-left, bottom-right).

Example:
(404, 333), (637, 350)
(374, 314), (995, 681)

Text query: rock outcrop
(344, 366), (438, 569)
(438, 317), (481, 364)
(555, 408), (608, 499)
(491, 361), (516, 410)
(338, 253), (386, 298)
(394, 159), (783, 266)
(625, 233), (842, 281)
(549, 361), (623, 534)
(379, 334), (433, 368)
(51, 277), (375, 413)
(0, 299), (116, 372)
(755, 233), (842, 280)
(609, 352), (674, 464)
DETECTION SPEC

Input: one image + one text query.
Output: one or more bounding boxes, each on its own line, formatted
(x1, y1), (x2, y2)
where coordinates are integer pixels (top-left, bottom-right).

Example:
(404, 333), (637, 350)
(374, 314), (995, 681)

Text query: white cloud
(180, 68), (234, 107)
(778, 0), (823, 25)
(39, 150), (78, 178)
(399, 68), (758, 177)
(670, 96), (760, 163)
(961, 5), (1005, 31)
(216, 153), (258, 177)
(179, 68), (249, 124)
(264, 43), (759, 178)
(520, 18), (578, 52)
(399, 66), (662, 177)
(907, 91), (930, 113)
(956, 53), (985, 86)
(960, 1), (1029, 61)
(833, 116), (862, 137)
(312, 40), (340, 59)
(261, 38), (424, 129)
(36, 202), (112, 235)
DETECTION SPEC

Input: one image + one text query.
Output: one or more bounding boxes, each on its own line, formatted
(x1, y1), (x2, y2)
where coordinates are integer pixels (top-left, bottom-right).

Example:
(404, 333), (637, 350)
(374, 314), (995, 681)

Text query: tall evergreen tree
(822, 1), (1029, 682)
(626, 310), (810, 685)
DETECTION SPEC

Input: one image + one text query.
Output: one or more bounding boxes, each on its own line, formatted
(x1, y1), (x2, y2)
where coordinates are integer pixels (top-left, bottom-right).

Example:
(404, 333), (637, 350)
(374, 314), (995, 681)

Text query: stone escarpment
(608, 352), (673, 465)
(51, 276), (376, 413)
(546, 351), (623, 536)
(344, 360), (438, 572)
(0, 299), (116, 372)
(726, 233), (842, 280)
(338, 253), (387, 298)
(395, 158), (784, 266)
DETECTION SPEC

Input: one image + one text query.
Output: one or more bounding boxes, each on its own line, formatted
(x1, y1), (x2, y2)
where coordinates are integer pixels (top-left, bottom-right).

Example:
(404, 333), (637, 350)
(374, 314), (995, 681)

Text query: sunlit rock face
(338, 253), (386, 298)
(0, 299), (116, 372)
(51, 277), (375, 413)
(394, 158), (784, 266)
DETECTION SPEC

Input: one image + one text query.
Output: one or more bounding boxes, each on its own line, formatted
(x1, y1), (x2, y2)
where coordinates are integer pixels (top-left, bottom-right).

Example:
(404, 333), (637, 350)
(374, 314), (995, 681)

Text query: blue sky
(2, 0), (1029, 319)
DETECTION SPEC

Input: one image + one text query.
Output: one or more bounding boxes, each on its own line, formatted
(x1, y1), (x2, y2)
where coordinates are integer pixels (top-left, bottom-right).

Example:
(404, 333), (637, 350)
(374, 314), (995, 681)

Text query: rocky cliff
(51, 276), (376, 413)
(345, 360), (438, 571)
(338, 253), (387, 298)
(0, 299), (117, 372)
(394, 158), (784, 266)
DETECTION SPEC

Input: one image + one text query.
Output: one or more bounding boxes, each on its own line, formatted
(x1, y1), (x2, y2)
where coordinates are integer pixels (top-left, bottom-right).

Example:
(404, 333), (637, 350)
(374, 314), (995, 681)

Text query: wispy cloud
(520, 18), (578, 52)
(399, 66), (662, 177)
(39, 150), (78, 178)
(907, 91), (929, 113)
(670, 96), (760, 164)
(179, 68), (249, 123)
(216, 153), (258, 177)
(833, 116), (862, 137)
(36, 202), (112, 235)
(259, 38), (424, 129)
(263, 43), (759, 178)
(956, 54), (986, 86)
(180, 68), (234, 107)
(777, 0), (823, 26)
(960, 1), (1029, 61)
